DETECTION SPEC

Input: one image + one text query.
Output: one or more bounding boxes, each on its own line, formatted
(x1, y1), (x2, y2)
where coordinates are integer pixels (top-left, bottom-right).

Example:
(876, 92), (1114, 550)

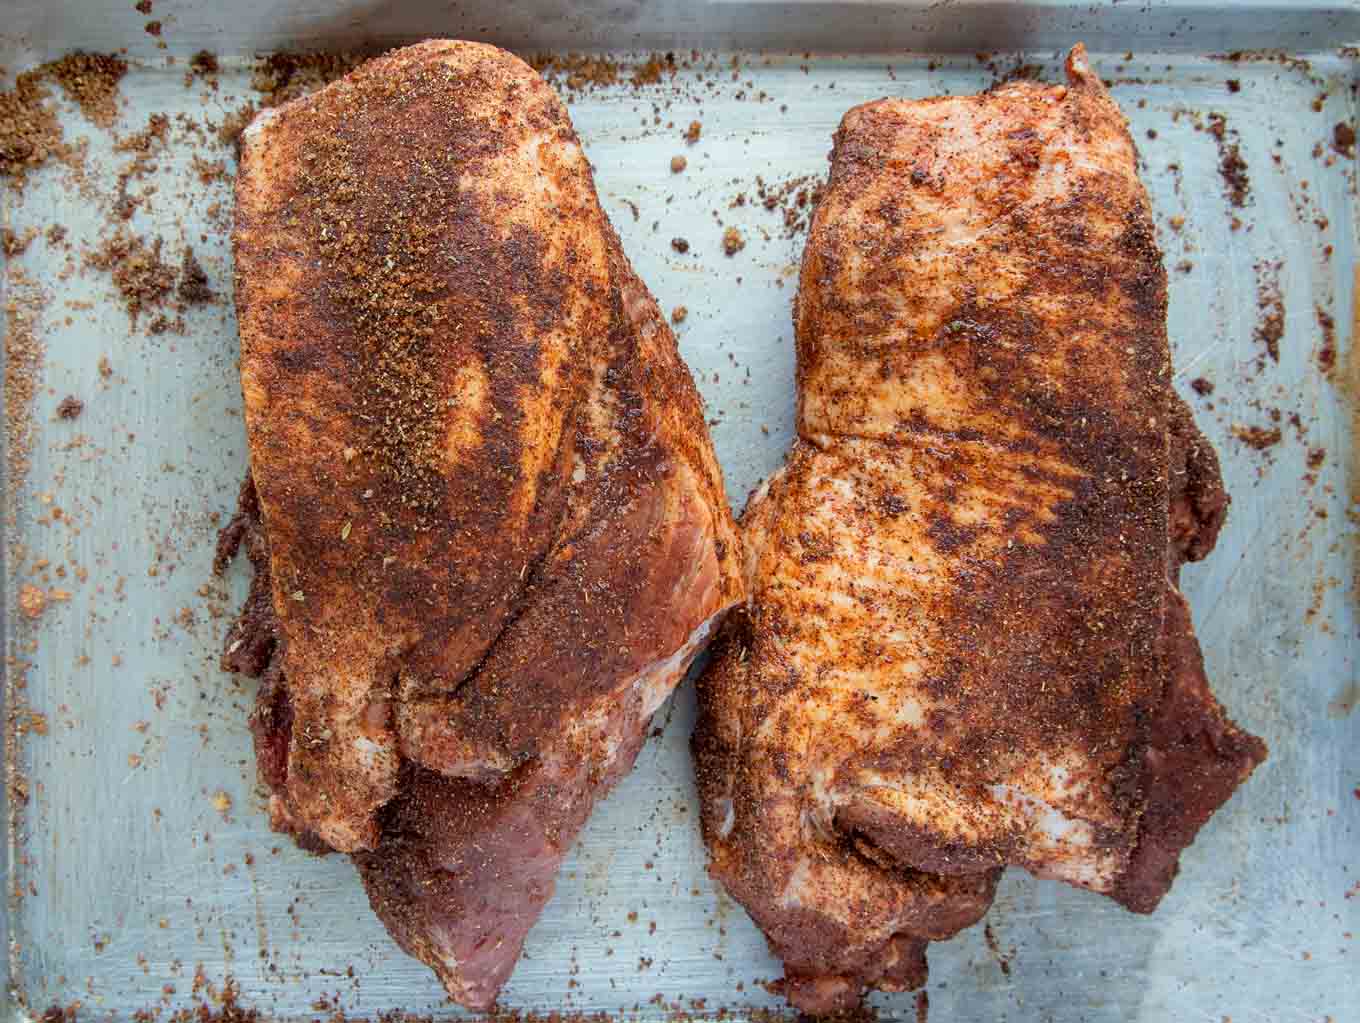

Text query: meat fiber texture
(692, 45), (1266, 1014)
(223, 39), (742, 1008)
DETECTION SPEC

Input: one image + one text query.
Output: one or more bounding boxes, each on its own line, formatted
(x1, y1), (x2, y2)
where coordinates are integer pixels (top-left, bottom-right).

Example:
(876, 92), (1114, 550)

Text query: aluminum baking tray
(3, 2), (1358, 1020)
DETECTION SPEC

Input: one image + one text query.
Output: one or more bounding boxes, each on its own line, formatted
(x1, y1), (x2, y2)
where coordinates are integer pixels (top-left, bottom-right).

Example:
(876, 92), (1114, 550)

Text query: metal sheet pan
(3, 3), (1357, 1020)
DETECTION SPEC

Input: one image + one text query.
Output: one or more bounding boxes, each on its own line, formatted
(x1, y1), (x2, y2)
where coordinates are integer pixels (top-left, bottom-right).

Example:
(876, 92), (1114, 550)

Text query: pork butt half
(693, 45), (1266, 1014)
(221, 40), (742, 1008)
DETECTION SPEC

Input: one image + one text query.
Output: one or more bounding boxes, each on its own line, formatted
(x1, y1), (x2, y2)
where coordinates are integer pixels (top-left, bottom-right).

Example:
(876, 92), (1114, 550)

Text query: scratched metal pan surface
(1, 1), (1357, 1020)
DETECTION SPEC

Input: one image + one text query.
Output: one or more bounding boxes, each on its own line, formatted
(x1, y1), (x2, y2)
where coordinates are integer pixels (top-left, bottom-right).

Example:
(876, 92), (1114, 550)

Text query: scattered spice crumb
(670, 154), (687, 174)
(670, 237), (689, 254)
(215, 103), (257, 151)
(3, 227), (38, 257)
(1317, 305), (1337, 373)
(114, 111), (169, 155)
(190, 50), (220, 78)
(4, 274), (46, 492)
(0, 70), (65, 186)
(1190, 377), (1215, 396)
(56, 395), (83, 420)
(683, 120), (702, 144)
(722, 226), (745, 256)
(86, 231), (176, 324)
(1253, 260), (1284, 364)
(671, 305), (688, 324)
(1233, 424), (1282, 450)
(191, 154), (228, 185)
(752, 174), (824, 237)
(18, 584), (47, 619)
(177, 248), (214, 304)
(251, 51), (370, 108)
(45, 52), (129, 129)
(211, 790), (233, 820)
(110, 112), (171, 219)
(629, 53), (673, 88)
(1208, 112), (1250, 208)
(529, 53), (621, 93)
(1333, 122), (1356, 159)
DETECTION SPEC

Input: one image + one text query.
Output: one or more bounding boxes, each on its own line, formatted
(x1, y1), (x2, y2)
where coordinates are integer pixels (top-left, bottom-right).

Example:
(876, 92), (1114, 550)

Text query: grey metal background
(2, 3), (1357, 1020)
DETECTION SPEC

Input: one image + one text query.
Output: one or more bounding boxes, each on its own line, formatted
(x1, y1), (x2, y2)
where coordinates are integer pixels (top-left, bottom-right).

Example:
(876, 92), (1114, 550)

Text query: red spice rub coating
(693, 46), (1264, 1012)
(227, 40), (741, 1007)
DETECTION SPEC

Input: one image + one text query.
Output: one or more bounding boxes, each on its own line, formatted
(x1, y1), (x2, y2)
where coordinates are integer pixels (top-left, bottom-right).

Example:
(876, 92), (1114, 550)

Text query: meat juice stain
(1327, 679), (1359, 719)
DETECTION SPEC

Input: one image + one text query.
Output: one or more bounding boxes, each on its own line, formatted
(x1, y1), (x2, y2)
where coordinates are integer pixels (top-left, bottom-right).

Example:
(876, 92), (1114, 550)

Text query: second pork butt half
(221, 40), (743, 1008)
(692, 45), (1266, 1014)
